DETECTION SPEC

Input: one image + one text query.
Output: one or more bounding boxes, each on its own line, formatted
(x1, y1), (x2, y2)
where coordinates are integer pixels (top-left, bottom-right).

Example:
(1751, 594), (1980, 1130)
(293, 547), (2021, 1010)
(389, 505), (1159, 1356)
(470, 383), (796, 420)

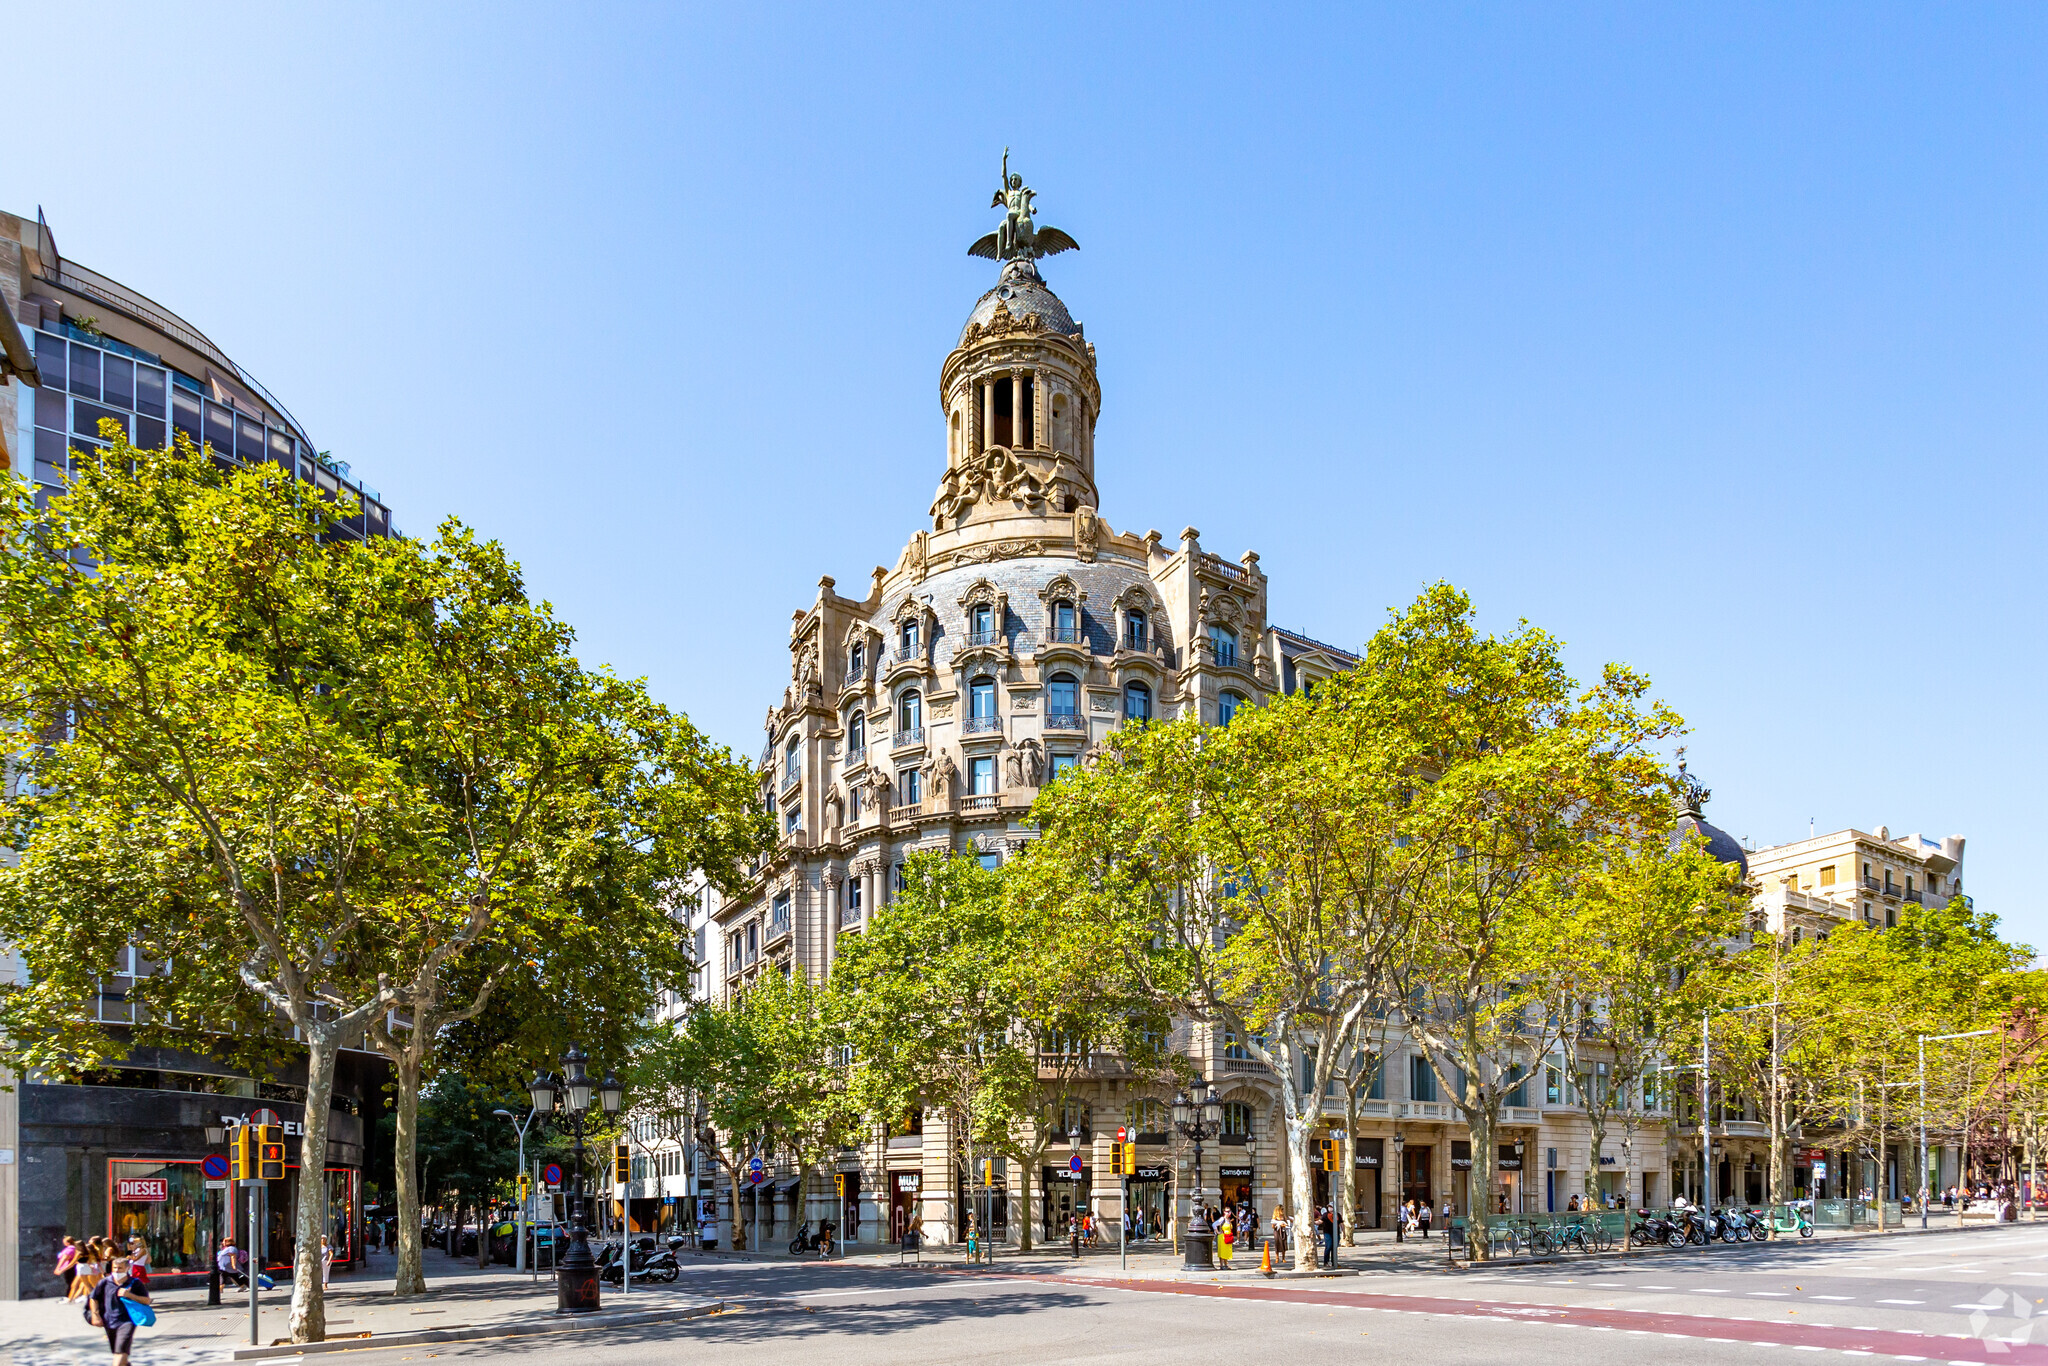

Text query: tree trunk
(727, 1164), (746, 1253)
(1466, 1101), (1495, 1261)
(1584, 1110), (1608, 1209)
(1340, 1098), (1358, 1247)
(287, 1026), (339, 1344)
(389, 1042), (427, 1295)
(1017, 1151), (1036, 1252)
(1282, 1095), (1317, 1270)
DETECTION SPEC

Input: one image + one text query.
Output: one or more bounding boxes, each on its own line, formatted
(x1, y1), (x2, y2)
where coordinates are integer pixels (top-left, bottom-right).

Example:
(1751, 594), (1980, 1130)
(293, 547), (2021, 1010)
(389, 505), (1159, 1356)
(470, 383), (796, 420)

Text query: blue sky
(10, 4), (2044, 945)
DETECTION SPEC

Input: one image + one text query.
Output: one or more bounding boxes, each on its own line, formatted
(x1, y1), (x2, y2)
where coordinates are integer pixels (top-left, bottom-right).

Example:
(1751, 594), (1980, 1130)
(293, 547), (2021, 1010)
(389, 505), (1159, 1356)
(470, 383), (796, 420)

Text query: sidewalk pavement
(0, 1251), (720, 1364)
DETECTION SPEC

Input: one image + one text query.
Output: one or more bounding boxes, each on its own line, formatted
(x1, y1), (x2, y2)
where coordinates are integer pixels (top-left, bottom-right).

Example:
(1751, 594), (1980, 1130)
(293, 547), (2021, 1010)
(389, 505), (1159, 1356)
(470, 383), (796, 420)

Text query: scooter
(1677, 1207), (1713, 1245)
(1631, 1209), (1679, 1248)
(1716, 1207), (1751, 1242)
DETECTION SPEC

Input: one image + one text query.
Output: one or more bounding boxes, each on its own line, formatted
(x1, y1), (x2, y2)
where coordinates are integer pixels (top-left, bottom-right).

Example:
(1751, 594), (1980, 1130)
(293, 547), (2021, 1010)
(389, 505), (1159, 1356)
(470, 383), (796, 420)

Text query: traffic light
(981, 1159), (994, 1188)
(834, 1174), (846, 1198)
(256, 1125), (286, 1181)
(1121, 1141), (1137, 1176)
(230, 1125), (255, 1182)
(1109, 1141), (1124, 1175)
(1319, 1137), (1338, 1173)
(614, 1143), (631, 1185)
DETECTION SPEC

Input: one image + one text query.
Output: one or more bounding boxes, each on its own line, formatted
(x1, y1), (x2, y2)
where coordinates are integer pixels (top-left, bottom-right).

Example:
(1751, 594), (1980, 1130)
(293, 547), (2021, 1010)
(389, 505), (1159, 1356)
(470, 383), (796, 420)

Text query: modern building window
(1409, 1055), (1437, 1103)
(970, 604), (995, 641)
(897, 690), (922, 732)
(1052, 600), (1079, 643)
(847, 710), (865, 754)
(1048, 672), (1080, 717)
(1125, 610), (1148, 652)
(969, 676), (997, 720)
(1818, 864), (1835, 887)
(1123, 682), (1152, 722)
(1209, 624), (1238, 667)
(970, 755), (996, 796)
(897, 768), (921, 806)
(1218, 691), (1246, 726)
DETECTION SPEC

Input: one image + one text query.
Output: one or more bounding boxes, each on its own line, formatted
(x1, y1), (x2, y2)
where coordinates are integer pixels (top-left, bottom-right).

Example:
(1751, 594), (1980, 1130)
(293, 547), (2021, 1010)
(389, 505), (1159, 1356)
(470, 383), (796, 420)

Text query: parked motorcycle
(598, 1236), (682, 1285)
(1677, 1207), (1712, 1245)
(1631, 1209), (1679, 1248)
(1715, 1207), (1751, 1242)
(789, 1220), (837, 1256)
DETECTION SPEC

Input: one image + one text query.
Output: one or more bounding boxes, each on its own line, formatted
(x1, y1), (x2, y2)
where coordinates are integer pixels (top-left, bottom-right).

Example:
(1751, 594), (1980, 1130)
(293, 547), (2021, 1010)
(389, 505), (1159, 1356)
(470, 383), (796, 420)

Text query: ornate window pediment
(1035, 574), (1087, 614)
(1198, 590), (1243, 627)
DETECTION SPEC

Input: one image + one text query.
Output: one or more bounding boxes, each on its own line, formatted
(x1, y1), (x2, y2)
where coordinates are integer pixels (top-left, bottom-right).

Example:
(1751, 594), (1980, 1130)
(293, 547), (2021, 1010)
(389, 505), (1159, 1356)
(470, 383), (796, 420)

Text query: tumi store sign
(116, 1177), (169, 1202)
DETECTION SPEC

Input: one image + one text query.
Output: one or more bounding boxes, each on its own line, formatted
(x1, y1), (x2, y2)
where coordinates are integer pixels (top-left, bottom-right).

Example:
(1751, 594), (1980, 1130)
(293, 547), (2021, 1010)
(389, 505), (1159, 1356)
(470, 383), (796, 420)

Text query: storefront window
(108, 1160), (214, 1275)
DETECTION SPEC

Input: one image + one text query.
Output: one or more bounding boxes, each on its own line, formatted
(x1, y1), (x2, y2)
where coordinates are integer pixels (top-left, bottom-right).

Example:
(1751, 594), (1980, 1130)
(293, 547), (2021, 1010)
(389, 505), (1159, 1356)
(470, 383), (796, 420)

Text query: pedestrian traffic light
(256, 1125), (286, 1181)
(614, 1143), (630, 1185)
(1121, 1141), (1137, 1176)
(230, 1125), (255, 1182)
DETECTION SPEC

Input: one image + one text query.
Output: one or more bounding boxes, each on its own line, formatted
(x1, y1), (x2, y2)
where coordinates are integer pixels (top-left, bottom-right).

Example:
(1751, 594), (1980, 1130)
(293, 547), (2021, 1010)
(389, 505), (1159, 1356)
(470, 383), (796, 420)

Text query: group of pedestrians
(54, 1236), (153, 1366)
(1393, 1197), (1443, 1243)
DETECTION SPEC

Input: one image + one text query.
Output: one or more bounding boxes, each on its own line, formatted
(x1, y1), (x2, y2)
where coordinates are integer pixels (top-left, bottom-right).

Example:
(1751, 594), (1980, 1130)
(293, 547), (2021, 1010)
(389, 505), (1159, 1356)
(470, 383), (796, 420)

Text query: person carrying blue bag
(86, 1255), (152, 1366)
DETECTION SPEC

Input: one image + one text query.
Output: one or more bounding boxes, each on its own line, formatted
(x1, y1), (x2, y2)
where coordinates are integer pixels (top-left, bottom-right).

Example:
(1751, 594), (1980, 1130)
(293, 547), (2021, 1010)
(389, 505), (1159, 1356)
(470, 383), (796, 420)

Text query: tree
(1542, 831), (1738, 1222)
(1371, 585), (1682, 1259)
(0, 431), (761, 1334)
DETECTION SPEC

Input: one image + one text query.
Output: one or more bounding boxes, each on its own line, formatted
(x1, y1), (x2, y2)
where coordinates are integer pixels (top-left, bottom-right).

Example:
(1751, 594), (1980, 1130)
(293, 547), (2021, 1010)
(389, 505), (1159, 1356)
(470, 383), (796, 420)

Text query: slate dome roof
(961, 261), (1077, 345)
(1670, 763), (1748, 880)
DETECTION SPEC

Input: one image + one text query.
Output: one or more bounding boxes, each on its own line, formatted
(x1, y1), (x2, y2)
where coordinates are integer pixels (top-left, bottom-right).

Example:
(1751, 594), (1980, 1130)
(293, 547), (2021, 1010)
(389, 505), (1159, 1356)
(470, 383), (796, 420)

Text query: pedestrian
(1417, 1200), (1432, 1240)
(320, 1235), (333, 1288)
(86, 1255), (150, 1366)
(1216, 1208), (1235, 1267)
(216, 1237), (249, 1289)
(1319, 1205), (1337, 1265)
(69, 1240), (104, 1303)
(54, 1236), (79, 1295)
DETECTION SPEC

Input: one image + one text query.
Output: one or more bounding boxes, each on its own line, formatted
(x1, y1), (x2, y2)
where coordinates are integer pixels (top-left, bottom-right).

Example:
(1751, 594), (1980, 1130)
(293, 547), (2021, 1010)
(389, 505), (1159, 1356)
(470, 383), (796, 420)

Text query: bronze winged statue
(968, 148), (1079, 263)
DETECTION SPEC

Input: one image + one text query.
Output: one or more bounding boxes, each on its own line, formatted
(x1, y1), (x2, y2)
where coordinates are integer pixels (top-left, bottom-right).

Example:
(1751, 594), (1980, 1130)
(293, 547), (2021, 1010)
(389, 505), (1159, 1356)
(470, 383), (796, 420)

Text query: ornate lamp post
(533, 1046), (624, 1312)
(1173, 1081), (1224, 1270)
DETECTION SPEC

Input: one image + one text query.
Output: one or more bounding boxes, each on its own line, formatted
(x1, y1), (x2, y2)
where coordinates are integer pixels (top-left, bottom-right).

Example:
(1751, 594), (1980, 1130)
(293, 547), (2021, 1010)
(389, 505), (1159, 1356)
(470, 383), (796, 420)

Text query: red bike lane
(1061, 1276), (2048, 1363)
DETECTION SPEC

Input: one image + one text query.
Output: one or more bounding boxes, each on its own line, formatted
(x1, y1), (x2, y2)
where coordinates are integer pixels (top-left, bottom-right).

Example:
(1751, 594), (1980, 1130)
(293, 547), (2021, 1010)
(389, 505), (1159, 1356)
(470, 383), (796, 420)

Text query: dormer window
(899, 620), (920, 657)
(1125, 610), (1148, 652)
(1209, 624), (1238, 667)
(849, 641), (866, 681)
(1053, 600), (1079, 644)
(970, 604), (996, 643)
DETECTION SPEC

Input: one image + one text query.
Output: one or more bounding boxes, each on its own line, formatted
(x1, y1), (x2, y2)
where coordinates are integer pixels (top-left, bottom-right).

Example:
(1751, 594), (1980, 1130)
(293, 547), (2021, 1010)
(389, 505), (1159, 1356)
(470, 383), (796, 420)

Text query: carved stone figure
(1003, 747), (1025, 790)
(1017, 736), (1045, 787)
(1072, 505), (1100, 562)
(865, 766), (894, 810)
(921, 749), (958, 803)
(824, 788), (844, 831)
(904, 530), (928, 582)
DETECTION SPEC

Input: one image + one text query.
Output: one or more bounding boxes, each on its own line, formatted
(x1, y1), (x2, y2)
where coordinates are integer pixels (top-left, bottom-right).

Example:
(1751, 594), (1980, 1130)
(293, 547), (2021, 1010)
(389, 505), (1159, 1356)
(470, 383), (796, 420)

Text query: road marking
(1752, 1291), (1791, 1296)
(1813, 1295), (1856, 1300)
(1878, 1299), (1925, 1305)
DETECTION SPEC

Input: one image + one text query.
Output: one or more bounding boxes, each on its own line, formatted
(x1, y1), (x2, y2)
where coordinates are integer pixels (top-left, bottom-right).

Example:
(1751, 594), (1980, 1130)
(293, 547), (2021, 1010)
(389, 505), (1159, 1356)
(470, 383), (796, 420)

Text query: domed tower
(930, 160), (1100, 532)
(1671, 755), (1749, 881)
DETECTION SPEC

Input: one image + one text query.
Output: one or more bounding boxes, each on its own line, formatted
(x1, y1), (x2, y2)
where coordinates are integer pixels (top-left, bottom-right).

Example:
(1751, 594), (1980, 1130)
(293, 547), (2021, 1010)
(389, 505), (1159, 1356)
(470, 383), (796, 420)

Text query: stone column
(824, 872), (841, 975)
(980, 379), (992, 453)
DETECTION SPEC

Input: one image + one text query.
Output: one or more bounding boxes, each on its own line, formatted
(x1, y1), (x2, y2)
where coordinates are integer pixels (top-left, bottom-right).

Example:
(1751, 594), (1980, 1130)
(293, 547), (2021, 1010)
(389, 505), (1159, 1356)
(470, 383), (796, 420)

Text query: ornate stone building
(707, 173), (1761, 1251)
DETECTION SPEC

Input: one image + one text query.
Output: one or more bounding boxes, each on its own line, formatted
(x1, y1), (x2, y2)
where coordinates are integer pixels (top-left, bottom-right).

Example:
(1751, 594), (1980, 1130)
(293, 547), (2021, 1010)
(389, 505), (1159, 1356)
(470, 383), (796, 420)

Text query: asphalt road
(272, 1224), (2048, 1366)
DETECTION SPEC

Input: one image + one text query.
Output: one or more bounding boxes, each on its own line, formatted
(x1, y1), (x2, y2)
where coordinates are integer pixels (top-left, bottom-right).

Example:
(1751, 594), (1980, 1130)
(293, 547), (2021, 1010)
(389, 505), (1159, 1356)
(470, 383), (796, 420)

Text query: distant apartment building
(0, 208), (397, 1299)
(1749, 825), (1965, 939)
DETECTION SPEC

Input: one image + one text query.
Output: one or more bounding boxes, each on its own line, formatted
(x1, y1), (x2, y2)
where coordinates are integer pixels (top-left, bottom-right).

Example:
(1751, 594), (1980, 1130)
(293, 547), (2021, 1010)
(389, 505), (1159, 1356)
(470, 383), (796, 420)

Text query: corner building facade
(716, 235), (1699, 1251)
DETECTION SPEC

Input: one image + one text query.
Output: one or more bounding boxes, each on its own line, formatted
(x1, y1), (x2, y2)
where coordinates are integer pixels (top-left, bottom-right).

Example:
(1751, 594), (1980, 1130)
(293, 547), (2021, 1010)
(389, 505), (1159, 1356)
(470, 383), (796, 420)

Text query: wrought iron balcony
(845, 745), (867, 769)
(843, 661), (868, 687)
(963, 715), (1002, 734)
(893, 726), (924, 747)
(1862, 875), (1882, 892)
(893, 644), (922, 663)
(1048, 626), (1082, 645)
(839, 903), (863, 928)
(1904, 887), (1924, 903)
(1045, 712), (1087, 731)
(960, 630), (1004, 649)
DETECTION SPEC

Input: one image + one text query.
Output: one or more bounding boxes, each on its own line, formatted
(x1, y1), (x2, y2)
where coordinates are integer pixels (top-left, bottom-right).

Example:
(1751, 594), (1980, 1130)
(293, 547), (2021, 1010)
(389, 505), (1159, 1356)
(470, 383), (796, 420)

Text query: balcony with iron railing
(893, 726), (925, 748)
(1044, 712), (1087, 731)
(1047, 625), (1083, 645)
(1904, 887), (1924, 903)
(843, 661), (869, 688)
(963, 715), (1002, 734)
(766, 912), (791, 944)
(839, 902), (864, 929)
(845, 745), (867, 769)
(893, 644), (923, 664)
(957, 630), (1006, 651)
(781, 760), (800, 789)
(1862, 875), (1882, 892)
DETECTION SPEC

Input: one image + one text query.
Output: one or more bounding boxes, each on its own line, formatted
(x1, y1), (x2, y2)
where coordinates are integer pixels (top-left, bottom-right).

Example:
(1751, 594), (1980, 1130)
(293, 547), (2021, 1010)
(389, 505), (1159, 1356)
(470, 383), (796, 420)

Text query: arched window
(969, 676), (997, 720)
(969, 603), (996, 642)
(1218, 691), (1246, 726)
(847, 710), (865, 755)
(898, 690), (922, 733)
(1047, 672), (1080, 718)
(949, 409), (962, 460)
(899, 619), (920, 657)
(784, 734), (801, 785)
(1052, 600), (1079, 643)
(1209, 624), (1238, 667)
(848, 641), (865, 682)
(1125, 609), (1148, 652)
(1124, 682), (1152, 723)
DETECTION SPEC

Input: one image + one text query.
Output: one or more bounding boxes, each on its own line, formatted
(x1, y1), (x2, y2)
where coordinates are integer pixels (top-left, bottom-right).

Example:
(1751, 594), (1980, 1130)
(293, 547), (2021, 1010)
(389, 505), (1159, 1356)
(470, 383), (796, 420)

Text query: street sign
(204, 1180), (229, 1192)
(1116, 1126), (1128, 1143)
(542, 1163), (563, 1187)
(201, 1154), (230, 1181)
(1068, 1154), (1083, 1174)
(249, 1107), (283, 1128)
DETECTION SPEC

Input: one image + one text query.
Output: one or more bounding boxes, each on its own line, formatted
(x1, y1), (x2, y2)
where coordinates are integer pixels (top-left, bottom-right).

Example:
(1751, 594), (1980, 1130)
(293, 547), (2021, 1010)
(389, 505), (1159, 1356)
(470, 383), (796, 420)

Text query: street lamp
(1920, 1029), (1996, 1229)
(546, 1043), (620, 1314)
(1173, 1081), (1224, 1270)
(492, 1106), (538, 1273)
